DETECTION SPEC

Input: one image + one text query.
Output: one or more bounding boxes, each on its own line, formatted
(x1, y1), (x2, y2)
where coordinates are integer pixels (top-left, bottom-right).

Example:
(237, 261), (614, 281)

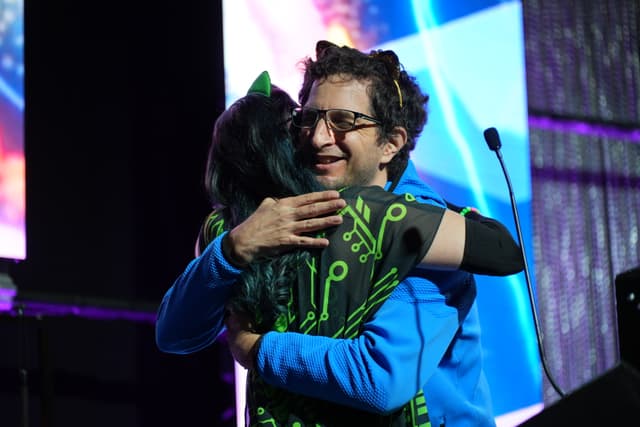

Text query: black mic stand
(18, 303), (30, 427)
(1, 263), (29, 425)
(483, 127), (566, 398)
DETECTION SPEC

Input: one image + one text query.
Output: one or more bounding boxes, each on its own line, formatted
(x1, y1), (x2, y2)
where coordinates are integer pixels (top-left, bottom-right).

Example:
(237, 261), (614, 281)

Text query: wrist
(222, 231), (249, 268)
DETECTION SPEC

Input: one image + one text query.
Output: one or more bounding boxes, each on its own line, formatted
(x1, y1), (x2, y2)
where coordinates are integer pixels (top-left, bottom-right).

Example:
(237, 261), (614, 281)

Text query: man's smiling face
(296, 75), (392, 190)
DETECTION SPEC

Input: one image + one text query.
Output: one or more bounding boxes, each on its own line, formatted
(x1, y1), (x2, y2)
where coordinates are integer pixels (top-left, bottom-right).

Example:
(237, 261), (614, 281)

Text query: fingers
(298, 198), (346, 219)
(290, 190), (342, 206)
(277, 234), (331, 249)
(273, 190), (346, 220)
(283, 190), (345, 208)
(293, 215), (342, 235)
(228, 191), (347, 263)
(273, 193), (345, 238)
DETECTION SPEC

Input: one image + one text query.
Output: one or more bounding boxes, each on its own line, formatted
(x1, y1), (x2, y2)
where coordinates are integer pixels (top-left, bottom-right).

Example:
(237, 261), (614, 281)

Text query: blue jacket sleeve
(155, 231), (242, 354)
(255, 275), (460, 413)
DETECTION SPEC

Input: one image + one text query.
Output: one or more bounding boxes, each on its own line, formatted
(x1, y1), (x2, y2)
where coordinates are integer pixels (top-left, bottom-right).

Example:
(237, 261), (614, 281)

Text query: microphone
(483, 127), (502, 151)
(483, 127), (566, 398)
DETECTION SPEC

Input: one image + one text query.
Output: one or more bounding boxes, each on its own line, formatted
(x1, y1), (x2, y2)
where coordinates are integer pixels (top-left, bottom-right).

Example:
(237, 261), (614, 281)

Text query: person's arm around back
(422, 209), (524, 276)
(155, 191), (346, 354)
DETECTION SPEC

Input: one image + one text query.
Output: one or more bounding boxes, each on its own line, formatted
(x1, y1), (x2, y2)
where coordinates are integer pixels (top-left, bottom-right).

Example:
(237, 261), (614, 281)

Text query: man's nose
(310, 116), (335, 149)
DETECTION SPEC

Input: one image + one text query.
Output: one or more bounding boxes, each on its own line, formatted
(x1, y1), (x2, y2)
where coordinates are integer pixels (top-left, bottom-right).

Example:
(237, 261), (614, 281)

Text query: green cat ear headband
(247, 70), (271, 97)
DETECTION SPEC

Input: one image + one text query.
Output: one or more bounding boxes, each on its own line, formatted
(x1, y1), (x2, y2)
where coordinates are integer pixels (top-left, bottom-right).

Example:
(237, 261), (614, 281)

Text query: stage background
(0, 1), (637, 426)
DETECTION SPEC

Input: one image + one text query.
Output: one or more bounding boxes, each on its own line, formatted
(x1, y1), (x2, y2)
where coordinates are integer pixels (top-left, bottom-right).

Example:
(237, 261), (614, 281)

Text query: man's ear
(381, 126), (407, 164)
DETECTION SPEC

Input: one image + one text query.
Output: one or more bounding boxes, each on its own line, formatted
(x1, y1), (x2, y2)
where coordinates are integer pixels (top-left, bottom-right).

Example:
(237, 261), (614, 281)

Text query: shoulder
(341, 185), (438, 210)
(195, 208), (228, 256)
(202, 209), (227, 238)
(341, 185), (409, 202)
(392, 160), (445, 207)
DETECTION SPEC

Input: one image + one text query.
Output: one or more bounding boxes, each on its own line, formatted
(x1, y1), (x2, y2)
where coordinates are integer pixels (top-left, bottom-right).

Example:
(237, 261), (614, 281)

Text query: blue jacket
(155, 160), (496, 427)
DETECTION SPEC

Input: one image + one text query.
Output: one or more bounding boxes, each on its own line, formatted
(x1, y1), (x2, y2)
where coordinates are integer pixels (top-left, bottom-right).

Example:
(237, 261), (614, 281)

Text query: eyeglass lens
(294, 109), (357, 131)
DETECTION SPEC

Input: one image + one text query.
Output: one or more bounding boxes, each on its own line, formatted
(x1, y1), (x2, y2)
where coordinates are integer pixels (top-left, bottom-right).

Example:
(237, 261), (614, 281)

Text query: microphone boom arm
(483, 127), (566, 398)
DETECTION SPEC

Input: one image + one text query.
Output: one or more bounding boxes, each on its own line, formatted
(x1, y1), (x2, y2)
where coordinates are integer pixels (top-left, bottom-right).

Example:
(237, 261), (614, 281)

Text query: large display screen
(223, 0), (541, 424)
(0, 0), (25, 261)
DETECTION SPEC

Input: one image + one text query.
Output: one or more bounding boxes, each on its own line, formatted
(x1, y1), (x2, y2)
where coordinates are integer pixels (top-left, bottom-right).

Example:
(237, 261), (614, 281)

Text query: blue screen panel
(0, 0), (26, 261)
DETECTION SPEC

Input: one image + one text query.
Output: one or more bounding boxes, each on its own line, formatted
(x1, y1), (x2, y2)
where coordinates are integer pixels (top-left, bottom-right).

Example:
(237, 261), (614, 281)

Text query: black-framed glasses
(291, 107), (381, 132)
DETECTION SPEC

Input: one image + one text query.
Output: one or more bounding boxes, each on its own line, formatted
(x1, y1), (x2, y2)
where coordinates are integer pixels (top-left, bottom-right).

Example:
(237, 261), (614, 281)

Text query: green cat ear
(247, 70), (271, 97)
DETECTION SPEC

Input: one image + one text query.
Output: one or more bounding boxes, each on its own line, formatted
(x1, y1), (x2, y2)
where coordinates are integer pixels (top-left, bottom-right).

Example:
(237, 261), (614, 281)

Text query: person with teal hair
(156, 68), (522, 426)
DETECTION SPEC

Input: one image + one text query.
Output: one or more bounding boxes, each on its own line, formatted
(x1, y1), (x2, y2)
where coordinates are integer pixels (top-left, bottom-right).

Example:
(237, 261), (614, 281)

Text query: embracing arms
(155, 190), (346, 353)
(424, 206), (524, 275)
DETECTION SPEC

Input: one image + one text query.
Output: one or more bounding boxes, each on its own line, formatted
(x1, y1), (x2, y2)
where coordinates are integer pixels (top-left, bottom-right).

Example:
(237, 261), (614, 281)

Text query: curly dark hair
(298, 40), (430, 180)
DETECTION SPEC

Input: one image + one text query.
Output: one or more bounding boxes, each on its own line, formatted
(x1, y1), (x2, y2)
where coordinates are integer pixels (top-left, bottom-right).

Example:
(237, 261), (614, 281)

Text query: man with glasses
(225, 41), (498, 427)
(158, 41), (498, 427)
